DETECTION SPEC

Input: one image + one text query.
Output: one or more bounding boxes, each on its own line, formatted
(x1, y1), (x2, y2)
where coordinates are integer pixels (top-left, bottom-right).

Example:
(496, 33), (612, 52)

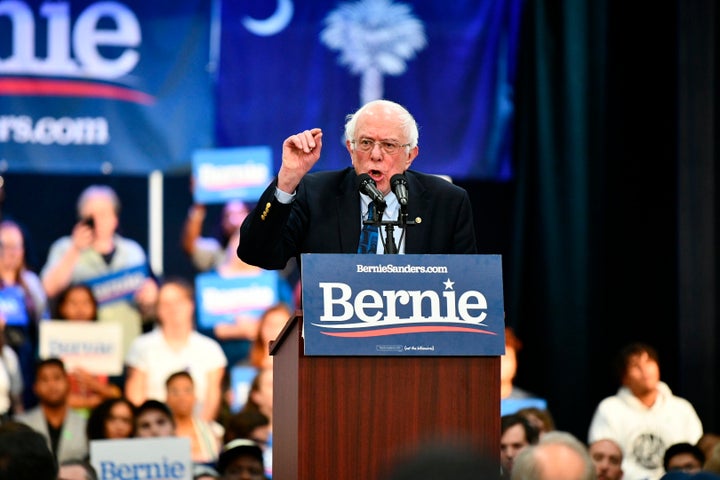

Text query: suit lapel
(404, 172), (429, 254)
(336, 169), (361, 252)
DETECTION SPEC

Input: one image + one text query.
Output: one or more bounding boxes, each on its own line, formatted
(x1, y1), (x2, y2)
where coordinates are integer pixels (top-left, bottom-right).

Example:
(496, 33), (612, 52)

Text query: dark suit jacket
(238, 167), (478, 270)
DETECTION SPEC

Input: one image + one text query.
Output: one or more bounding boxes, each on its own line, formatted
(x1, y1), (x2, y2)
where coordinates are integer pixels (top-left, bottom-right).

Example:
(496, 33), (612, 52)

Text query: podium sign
(301, 254), (505, 356)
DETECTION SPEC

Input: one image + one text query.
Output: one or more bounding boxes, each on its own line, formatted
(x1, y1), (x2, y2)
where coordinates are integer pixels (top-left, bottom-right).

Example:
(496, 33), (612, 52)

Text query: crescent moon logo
(242, 0), (294, 37)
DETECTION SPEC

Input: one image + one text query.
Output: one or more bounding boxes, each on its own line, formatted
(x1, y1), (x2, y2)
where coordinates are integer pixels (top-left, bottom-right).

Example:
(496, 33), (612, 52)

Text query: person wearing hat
(216, 438), (267, 480)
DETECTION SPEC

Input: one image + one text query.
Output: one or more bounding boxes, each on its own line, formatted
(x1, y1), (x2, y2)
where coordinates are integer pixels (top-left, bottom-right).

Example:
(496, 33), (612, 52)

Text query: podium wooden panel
(270, 312), (500, 479)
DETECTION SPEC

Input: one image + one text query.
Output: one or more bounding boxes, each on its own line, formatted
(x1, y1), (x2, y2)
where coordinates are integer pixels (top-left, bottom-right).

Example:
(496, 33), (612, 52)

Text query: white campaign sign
(39, 320), (123, 375)
(90, 437), (192, 480)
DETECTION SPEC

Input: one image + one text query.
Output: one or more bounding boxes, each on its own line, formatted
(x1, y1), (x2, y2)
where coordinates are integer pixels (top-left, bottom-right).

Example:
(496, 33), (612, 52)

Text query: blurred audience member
(663, 442), (704, 474)
(516, 406), (555, 437)
(125, 278), (227, 422)
(182, 199), (250, 272)
(0, 316), (23, 421)
(53, 284), (122, 416)
(134, 399), (176, 438)
(40, 185), (158, 356)
(383, 436), (500, 480)
(589, 438), (624, 480)
(223, 409), (270, 445)
(15, 358), (87, 463)
(0, 219), (48, 408)
(248, 303), (292, 370)
(500, 412), (539, 479)
(511, 430), (595, 480)
(85, 397), (135, 441)
(201, 230), (292, 369)
(58, 459), (98, 480)
(0, 420), (57, 480)
(165, 371), (224, 465)
(697, 433), (720, 466)
(705, 443), (720, 474)
(588, 342), (703, 480)
(501, 326), (549, 416)
(215, 438), (267, 480)
(240, 367), (274, 477)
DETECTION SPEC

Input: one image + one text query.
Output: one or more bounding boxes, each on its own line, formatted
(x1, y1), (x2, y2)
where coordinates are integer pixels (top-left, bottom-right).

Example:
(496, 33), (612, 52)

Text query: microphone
(390, 174), (409, 208)
(357, 173), (387, 211)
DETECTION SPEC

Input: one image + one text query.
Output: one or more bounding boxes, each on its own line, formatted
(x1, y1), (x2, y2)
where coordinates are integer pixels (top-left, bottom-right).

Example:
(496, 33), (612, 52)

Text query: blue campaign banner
(84, 264), (149, 306)
(217, 1), (524, 181)
(301, 254), (506, 356)
(195, 271), (282, 330)
(0, 0), (213, 174)
(192, 146), (273, 204)
(0, 286), (29, 326)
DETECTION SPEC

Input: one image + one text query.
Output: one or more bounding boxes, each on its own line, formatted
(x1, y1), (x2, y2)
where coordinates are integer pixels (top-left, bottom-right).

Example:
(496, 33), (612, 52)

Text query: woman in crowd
(0, 220), (48, 408)
(248, 303), (292, 370)
(53, 284), (122, 416)
(86, 397), (136, 441)
(0, 316), (23, 421)
(124, 277), (227, 421)
(165, 371), (224, 464)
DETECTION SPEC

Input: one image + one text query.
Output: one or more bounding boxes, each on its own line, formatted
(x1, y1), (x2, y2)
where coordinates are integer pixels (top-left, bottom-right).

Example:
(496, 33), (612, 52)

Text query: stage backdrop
(1, 0), (523, 180)
(0, 0), (214, 174)
(216, 0), (524, 180)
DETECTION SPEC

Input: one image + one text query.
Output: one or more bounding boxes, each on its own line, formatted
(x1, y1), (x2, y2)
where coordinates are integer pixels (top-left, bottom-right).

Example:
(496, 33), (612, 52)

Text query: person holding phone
(40, 185), (158, 358)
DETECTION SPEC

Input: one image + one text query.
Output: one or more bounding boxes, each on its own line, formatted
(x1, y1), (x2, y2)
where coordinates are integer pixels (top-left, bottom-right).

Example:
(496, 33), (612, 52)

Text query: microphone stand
(376, 204), (415, 254)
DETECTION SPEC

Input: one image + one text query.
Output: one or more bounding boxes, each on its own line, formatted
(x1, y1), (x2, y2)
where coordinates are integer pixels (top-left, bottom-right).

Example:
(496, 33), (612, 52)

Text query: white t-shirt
(125, 329), (227, 413)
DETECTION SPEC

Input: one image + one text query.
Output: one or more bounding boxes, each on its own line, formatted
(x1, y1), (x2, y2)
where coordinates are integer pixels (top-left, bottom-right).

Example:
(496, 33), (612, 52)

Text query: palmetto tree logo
(320, 0), (427, 104)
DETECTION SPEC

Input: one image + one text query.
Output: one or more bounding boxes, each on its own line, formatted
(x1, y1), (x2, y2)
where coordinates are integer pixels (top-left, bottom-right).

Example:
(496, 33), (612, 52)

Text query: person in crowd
(383, 437), (500, 480)
(182, 199), (251, 273)
(663, 442), (705, 474)
(237, 99), (478, 270)
(215, 438), (267, 480)
(500, 412), (540, 479)
(705, 444), (720, 474)
(165, 371), (224, 465)
(247, 303), (292, 370)
(588, 342), (704, 480)
(40, 185), (158, 357)
(125, 277), (227, 422)
(239, 367), (274, 477)
(516, 406), (555, 438)
(85, 397), (136, 441)
(0, 316), (23, 421)
(57, 459), (98, 480)
(697, 434), (720, 466)
(0, 420), (57, 480)
(53, 284), (122, 416)
(501, 326), (551, 417)
(15, 358), (88, 463)
(134, 399), (176, 438)
(589, 438), (624, 480)
(193, 464), (220, 480)
(511, 430), (595, 480)
(0, 219), (48, 408)
(199, 230), (293, 369)
(223, 409), (271, 445)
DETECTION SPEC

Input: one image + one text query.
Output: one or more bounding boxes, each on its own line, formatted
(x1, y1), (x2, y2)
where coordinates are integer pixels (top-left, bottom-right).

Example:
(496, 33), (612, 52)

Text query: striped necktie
(357, 202), (379, 254)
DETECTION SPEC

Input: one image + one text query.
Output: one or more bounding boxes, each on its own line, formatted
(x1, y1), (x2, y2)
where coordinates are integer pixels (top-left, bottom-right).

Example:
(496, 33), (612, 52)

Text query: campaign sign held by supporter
(192, 146), (272, 204)
(84, 264), (150, 306)
(0, 285), (29, 326)
(39, 321), (123, 376)
(90, 437), (192, 480)
(302, 254), (505, 356)
(195, 270), (281, 330)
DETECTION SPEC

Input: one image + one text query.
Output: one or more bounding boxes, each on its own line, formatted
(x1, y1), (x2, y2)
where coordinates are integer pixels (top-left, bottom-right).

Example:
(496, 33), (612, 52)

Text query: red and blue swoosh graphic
(0, 77), (155, 105)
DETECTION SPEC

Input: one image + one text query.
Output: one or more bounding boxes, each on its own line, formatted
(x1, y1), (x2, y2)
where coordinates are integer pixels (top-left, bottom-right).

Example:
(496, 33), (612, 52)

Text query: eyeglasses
(353, 138), (411, 155)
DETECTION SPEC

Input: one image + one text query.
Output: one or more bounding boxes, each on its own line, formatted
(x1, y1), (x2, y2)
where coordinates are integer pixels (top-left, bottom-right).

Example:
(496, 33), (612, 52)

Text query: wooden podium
(269, 312), (500, 479)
